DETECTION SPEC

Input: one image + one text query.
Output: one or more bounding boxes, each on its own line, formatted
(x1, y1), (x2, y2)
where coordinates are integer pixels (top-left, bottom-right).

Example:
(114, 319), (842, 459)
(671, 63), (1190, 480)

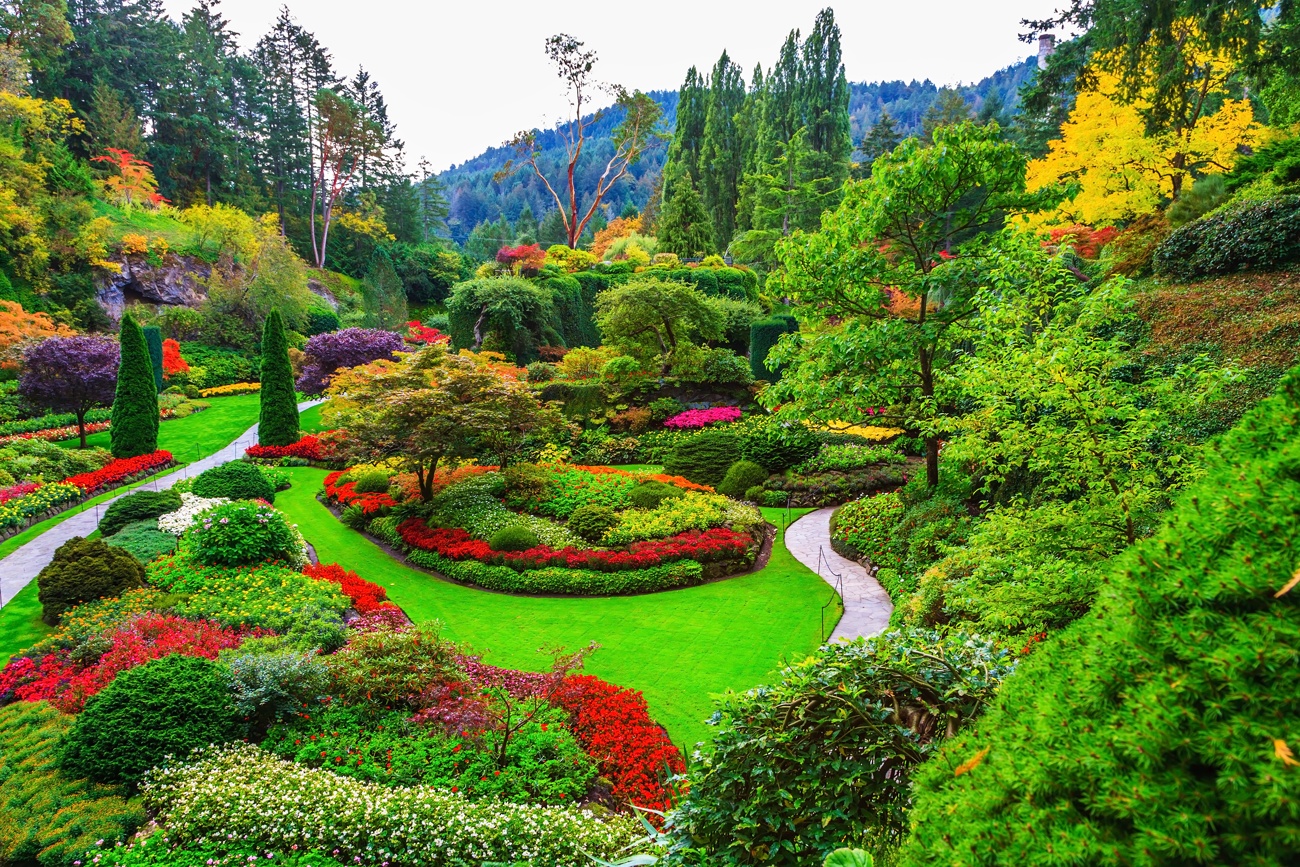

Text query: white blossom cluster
(140, 744), (644, 866)
(157, 492), (230, 535)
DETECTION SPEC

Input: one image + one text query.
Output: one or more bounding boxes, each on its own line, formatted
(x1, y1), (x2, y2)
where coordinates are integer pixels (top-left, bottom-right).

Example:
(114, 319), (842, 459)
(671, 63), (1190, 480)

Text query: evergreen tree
(922, 88), (973, 142)
(416, 157), (450, 242)
(700, 50), (746, 251)
(977, 89), (1008, 126)
(537, 208), (568, 247)
(664, 66), (708, 191)
(257, 308), (299, 447)
(361, 247), (407, 329)
(860, 111), (902, 166)
(657, 172), (714, 258)
(799, 9), (851, 164)
(142, 325), (163, 392)
(110, 313), (159, 458)
(514, 204), (538, 244)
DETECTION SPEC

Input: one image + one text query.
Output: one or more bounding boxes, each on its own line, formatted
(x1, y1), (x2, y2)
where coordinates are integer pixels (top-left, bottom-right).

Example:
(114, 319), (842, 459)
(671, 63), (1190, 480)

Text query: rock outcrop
(95, 254), (211, 321)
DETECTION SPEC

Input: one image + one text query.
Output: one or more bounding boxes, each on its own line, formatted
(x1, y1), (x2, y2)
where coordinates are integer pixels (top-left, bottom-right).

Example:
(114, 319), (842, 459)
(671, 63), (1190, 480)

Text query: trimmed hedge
(749, 316), (798, 382)
(99, 488), (183, 537)
(142, 325), (164, 393)
(663, 429), (743, 487)
(541, 274), (600, 348)
(1153, 194), (1300, 280)
(717, 460), (769, 499)
(192, 460), (275, 503)
(37, 536), (145, 625)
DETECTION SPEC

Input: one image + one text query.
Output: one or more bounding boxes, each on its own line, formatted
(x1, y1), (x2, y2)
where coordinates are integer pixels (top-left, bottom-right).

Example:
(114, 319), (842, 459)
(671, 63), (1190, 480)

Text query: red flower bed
(63, 450), (174, 495)
(0, 613), (257, 712)
(322, 470), (398, 515)
(554, 674), (684, 812)
(0, 421), (112, 445)
(397, 519), (750, 573)
(245, 434), (333, 462)
(303, 561), (395, 614)
(406, 320), (450, 345)
(0, 482), (41, 504)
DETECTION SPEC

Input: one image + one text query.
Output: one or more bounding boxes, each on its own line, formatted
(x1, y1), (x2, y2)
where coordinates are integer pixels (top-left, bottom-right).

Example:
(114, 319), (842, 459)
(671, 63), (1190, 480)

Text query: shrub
(192, 460), (275, 503)
(185, 501), (304, 567)
(895, 364), (1300, 867)
(716, 460), (768, 499)
(225, 650), (329, 734)
(741, 421), (821, 472)
(349, 469), (391, 494)
(104, 519), (178, 562)
(750, 316), (797, 381)
(37, 536), (145, 625)
(671, 630), (1017, 865)
(99, 488), (182, 537)
(568, 503), (618, 542)
(662, 429), (742, 486)
(324, 621), (463, 708)
(627, 480), (687, 509)
(1153, 193), (1300, 280)
(489, 524), (540, 552)
(525, 361), (555, 382)
(831, 493), (906, 565)
(59, 654), (242, 786)
(404, 547), (707, 595)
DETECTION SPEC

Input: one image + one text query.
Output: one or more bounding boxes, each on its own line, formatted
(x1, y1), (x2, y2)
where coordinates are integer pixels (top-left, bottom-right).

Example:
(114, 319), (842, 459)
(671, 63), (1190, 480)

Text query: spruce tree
(658, 174), (715, 258)
(257, 308), (299, 447)
(110, 314), (159, 458)
(700, 51), (746, 251)
(861, 111), (902, 165)
(142, 325), (164, 393)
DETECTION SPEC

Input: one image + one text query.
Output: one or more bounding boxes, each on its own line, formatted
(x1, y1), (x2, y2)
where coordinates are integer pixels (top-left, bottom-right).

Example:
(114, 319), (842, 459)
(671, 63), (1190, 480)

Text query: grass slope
(277, 467), (837, 746)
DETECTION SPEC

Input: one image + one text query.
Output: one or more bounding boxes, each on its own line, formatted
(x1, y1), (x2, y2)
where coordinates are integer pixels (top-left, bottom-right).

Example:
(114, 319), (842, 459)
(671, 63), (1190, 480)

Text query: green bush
(1153, 193), (1300, 280)
(186, 501), (303, 567)
(59, 654), (243, 786)
(760, 489), (788, 508)
(716, 460), (768, 499)
(110, 314), (160, 458)
(626, 480), (687, 509)
(525, 361), (555, 382)
(403, 546), (706, 595)
(104, 519), (179, 562)
(37, 536), (145, 625)
(750, 316), (797, 381)
(662, 429), (743, 486)
(488, 524), (540, 552)
(99, 488), (182, 537)
(896, 365), (1300, 867)
(142, 325), (164, 393)
(350, 469), (391, 494)
(741, 421), (821, 472)
(192, 460), (275, 503)
(671, 630), (1017, 864)
(568, 503), (618, 542)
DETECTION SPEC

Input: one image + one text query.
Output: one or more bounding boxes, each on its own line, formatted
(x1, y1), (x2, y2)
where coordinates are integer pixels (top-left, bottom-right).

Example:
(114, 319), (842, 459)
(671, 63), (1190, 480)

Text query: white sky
(161, 0), (1067, 172)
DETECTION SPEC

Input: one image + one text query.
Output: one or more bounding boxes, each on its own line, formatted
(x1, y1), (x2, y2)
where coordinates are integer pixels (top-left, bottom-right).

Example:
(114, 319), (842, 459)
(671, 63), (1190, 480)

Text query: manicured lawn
(277, 467), (839, 747)
(298, 403), (327, 433)
(0, 582), (48, 664)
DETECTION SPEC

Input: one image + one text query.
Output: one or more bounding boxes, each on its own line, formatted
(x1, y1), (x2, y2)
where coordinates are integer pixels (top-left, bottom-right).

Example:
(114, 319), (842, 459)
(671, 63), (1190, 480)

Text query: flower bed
(0, 420), (112, 445)
(664, 405), (742, 429)
(157, 492), (229, 535)
(244, 433), (334, 462)
(0, 482), (84, 532)
(147, 555), (347, 630)
(199, 382), (260, 397)
(322, 469), (398, 515)
(0, 481), (41, 504)
(831, 492), (906, 566)
(302, 561), (393, 613)
(398, 519), (751, 573)
(0, 408), (112, 437)
(64, 450), (175, 495)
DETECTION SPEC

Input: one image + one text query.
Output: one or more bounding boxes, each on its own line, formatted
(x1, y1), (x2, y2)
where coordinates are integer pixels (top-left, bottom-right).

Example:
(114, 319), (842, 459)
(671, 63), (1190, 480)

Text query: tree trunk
(77, 409), (87, 450)
(919, 346), (939, 488)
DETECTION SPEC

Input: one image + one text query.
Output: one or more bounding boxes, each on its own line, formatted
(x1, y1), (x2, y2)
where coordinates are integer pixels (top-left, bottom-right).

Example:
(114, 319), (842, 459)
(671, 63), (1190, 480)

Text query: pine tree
(142, 325), (163, 393)
(257, 308), (299, 447)
(664, 66), (708, 190)
(110, 313), (159, 458)
(361, 247), (407, 329)
(657, 173), (715, 258)
(922, 89), (973, 142)
(861, 111), (902, 166)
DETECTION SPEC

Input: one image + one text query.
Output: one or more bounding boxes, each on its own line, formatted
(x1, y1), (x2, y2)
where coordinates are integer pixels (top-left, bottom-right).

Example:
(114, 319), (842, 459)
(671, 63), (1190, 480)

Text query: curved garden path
(0, 399), (325, 609)
(784, 507), (893, 641)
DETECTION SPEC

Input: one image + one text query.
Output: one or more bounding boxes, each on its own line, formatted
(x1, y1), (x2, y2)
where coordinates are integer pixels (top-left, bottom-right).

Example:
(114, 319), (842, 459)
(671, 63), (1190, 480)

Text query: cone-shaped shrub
(142, 325), (164, 392)
(110, 314), (159, 458)
(896, 367), (1300, 866)
(258, 309), (299, 447)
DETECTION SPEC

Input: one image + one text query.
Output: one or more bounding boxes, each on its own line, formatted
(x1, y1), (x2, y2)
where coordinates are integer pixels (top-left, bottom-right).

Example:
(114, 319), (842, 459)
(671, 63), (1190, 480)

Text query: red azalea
(246, 434), (333, 462)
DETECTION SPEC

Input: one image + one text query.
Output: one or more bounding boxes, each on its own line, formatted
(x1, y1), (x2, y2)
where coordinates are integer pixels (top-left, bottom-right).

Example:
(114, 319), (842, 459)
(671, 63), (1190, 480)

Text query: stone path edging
(784, 507), (893, 641)
(0, 399), (324, 609)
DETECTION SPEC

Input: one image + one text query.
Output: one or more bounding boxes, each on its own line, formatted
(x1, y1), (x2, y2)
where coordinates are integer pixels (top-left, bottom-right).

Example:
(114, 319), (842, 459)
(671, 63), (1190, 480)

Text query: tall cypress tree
(658, 172), (715, 258)
(664, 66), (708, 193)
(257, 308), (299, 447)
(111, 313), (159, 458)
(142, 325), (164, 393)
(700, 50), (746, 251)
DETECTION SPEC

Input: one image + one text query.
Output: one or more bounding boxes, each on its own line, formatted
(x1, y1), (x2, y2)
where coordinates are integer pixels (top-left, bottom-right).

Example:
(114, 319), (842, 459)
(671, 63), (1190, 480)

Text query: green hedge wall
(1154, 193), (1300, 280)
(750, 316), (798, 382)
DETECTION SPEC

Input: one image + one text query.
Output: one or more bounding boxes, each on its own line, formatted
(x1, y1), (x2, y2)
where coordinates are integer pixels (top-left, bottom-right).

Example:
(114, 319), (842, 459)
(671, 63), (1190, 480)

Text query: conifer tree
(657, 173), (715, 258)
(110, 313), (159, 458)
(664, 66), (708, 191)
(142, 325), (164, 393)
(361, 247), (408, 329)
(861, 111), (902, 166)
(700, 51), (746, 251)
(257, 308), (299, 447)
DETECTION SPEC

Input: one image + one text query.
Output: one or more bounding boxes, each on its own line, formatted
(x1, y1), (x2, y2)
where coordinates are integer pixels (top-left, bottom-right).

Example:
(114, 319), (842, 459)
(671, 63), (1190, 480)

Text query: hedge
(142, 325), (164, 393)
(1153, 193), (1300, 280)
(750, 316), (798, 382)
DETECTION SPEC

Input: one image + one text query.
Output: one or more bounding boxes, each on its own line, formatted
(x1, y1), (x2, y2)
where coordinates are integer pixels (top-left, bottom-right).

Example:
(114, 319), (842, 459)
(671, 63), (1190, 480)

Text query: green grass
(277, 467), (840, 746)
(0, 582), (48, 663)
(93, 199), (199, 251)
(298, 403), (328, 434)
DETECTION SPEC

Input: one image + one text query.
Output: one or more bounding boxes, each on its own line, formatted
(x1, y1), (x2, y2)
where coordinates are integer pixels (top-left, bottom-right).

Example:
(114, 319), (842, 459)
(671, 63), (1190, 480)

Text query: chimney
(1037, 33), (1057, 70)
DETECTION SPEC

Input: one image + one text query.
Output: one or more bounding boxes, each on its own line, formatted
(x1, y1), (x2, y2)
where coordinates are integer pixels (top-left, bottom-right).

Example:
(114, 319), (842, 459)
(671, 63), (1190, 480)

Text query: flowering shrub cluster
(157, 492), (229, 535)
(302, 561), (393, 613)
(602, 492), (747, 546)
(0, 613), (255, 712)
(554, 675), (685, 813)
(0, 481), (42, 503)
(398, 520), (751, 572)
(147, 555), (347, 630)
(199, 382), (260, 397)
(0, 420), (112, 445)
(664, 405), (743, 429)
(64, 450), (175, 495)
(322, 469), (398, 515)
(831, 492), (906, 566)
(406, 320), (451, 345)
(183, 500), (306, 567)
(245, 434), (332, 462)
(0, 482), (83, 531)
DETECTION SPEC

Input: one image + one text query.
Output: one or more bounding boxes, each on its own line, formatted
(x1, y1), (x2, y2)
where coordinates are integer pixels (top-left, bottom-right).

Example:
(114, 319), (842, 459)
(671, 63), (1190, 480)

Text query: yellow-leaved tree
(1027, 21), (1264, 226)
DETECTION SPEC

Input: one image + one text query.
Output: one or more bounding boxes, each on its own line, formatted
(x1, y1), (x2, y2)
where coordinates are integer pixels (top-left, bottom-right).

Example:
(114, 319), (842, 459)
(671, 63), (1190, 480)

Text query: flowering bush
(148, 555), (347, 630)
(302, 561), (393, 613)
(406, 320), (451, 345)
(245, 434), (332, 462)
(199, 382), (259, 397)
(398, 520), (752, 572)
(157, 492), (229, 535)
(603, 492), (738, 545)
(65, 450), (174, 495)
(664, 405), (743, 429)
(496, 242), (547, 275)
(137, 743), (640, 866)
(322, 469), (398, 515)
(831, 492), (906, 566)
(183, 501), (306, 567)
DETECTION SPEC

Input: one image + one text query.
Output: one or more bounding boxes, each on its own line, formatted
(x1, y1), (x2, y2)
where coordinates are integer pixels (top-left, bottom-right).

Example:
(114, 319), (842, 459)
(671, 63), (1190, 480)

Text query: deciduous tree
(19, 335), (118, 447)
(595, 277), (722, 376)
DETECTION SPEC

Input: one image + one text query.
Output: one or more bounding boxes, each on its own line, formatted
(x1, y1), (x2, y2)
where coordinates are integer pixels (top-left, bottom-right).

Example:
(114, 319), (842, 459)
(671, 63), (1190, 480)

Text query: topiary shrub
(741, 421), (820, 472)
(186, 501), (303, 566)
(895, 364), (1300, 867)
(257, 309), (301, 448)
(37, 536), (145, 625)
(192, 460), (275, 503)
(110, 314), (160, 459)
(568, 504), (618, 543)
(749, 316), (798, 382)
(1153, 193), (1300, 280)
(716, 460), (769, 499)
(58, 654), (242, 786)
(488, 525), (540, 552)
(662, 429), (742, 487)
(104, 519), (178, 562)
(671, 630), (1017, 864)
(350, 469), (391, 494)
(99, 488), (182, 537)
(627, 480), (687, 510)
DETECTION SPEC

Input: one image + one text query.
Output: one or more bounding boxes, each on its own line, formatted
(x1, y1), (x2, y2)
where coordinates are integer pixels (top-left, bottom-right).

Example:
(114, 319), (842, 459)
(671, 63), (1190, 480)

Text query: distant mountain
(439, 57), (1038, 246)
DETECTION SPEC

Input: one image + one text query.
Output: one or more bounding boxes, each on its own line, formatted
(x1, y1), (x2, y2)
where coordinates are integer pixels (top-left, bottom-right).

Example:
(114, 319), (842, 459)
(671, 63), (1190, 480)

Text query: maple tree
(0, 300), (75, 367)
(588, 215), (641, 260)
(91, 148), (165, 210)
(161, 338), (189, 378)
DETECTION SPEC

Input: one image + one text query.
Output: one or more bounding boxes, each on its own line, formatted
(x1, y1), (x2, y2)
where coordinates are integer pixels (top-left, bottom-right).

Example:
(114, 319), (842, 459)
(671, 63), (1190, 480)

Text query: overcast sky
(160, 0), (1067, 172)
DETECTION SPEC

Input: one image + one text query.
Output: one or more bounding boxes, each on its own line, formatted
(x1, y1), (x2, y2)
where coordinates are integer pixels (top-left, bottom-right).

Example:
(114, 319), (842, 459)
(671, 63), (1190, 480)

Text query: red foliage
(1045, 224), (1119, 259)
(302, 561), (395, 614)
(397, 520), (750, 572)
(554, 674), (685, 812)
(245, 434), (332, 462)
(495, 243), (546, 275)
(63, 450), (174, 495)
(405, 321), (451, 345)
(322, 470), (398, 515)
(537, 346), (569, 362)
(161, 338), (189, 378)
(0, 613), (257, 712)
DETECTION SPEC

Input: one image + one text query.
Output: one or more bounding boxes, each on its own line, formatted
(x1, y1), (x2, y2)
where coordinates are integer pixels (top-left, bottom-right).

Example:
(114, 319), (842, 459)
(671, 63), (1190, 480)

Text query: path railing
(818, 545), (845, 642)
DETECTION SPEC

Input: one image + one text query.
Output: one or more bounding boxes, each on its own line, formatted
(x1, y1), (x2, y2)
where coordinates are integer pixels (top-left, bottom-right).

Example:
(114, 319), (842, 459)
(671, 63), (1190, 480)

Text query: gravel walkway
(0, 399), (324, 609)
(784, 507), (893, 641)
